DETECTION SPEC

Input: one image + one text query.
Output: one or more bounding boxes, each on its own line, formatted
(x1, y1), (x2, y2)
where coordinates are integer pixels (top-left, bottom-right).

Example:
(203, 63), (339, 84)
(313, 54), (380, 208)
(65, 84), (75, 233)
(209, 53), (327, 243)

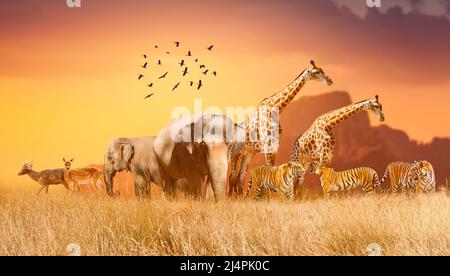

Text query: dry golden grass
(0, 188), (449, 256)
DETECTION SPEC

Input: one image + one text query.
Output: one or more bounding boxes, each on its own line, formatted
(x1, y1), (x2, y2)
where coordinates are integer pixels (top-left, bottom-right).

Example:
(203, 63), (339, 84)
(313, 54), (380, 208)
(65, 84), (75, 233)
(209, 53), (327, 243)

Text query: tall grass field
(0, 186), (449, 256)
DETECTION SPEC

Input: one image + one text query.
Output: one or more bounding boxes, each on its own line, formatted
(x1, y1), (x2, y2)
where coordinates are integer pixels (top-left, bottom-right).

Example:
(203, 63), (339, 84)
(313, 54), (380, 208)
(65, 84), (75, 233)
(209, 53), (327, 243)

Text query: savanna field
(1, 184), (449, 256)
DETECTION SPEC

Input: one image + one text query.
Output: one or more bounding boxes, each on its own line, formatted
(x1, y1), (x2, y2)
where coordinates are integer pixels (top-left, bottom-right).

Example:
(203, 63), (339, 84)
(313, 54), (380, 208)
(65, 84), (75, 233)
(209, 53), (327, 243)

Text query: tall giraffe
(229, 60), (333, 195)
(290, 95), (385, 174)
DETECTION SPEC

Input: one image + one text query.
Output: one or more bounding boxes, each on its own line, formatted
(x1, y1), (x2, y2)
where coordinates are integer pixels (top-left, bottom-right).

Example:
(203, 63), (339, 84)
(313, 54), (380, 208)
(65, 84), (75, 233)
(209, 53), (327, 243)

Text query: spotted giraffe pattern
(228, 61), (333, 196)
(291, 95), (385, 173)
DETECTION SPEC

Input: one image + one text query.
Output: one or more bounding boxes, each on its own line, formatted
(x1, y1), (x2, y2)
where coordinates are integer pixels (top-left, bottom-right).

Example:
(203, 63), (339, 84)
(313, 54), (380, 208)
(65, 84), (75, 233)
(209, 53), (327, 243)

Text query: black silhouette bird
(154, 45), (158, 48)
(142, 54), (147, 59)
(187, 51), (192, 56)
(166, 52), (170, 54)
(212, 71), (217, 76)
(138, 74), (144, 80)
(194, 58), (198, 62)
(179, 60), (185, 67)
(159, 72), (168, 79)
(182, 67), (188, 76)
(172, 82), (180, 91)
(157, 60), (162, 65)
(175, 41), (180, 47)
(142, 62), (148, 68)
(197, 80), (203, 90)
(202, 70), (209, 75)
(144, 93), (154, 99)
(189, 81), (194, 86)
(207, 45), (214, 51)
(200, 65), (206, 69)
(147, 83), (154, 87)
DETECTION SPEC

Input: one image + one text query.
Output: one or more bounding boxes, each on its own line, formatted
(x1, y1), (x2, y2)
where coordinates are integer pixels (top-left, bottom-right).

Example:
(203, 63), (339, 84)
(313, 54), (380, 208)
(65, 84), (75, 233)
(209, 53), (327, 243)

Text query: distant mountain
(251, 91), (450, 197)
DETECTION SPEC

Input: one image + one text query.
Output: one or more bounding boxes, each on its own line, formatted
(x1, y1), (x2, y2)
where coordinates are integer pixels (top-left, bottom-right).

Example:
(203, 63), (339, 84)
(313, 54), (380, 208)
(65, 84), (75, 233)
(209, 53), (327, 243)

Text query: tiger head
(286, 162), (306, 180)
(412, 160), (435, 183)
(314, 165), (333, 176)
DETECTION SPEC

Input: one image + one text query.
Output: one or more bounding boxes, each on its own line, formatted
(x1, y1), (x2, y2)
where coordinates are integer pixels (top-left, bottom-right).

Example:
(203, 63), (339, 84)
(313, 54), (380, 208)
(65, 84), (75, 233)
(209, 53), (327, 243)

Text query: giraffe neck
(260, 69), (309, 113)
(26, 170), (41, 183)
(324, 100), (371, 129)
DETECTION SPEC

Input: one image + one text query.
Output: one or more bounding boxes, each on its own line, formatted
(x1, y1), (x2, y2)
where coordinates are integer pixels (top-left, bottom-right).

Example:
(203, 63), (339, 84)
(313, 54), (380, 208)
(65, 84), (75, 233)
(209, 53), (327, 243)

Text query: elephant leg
(162, 176), (177, 199)
(44, 185), (49, 194)
(207, 144), (229, 201)
(200, 175), (208, 199)
(134, 174), (150, 198)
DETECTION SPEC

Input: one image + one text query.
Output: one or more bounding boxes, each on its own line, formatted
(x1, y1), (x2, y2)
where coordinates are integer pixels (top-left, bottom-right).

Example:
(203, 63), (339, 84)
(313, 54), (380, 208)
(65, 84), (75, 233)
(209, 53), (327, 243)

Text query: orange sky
(1, 0), (450, 185)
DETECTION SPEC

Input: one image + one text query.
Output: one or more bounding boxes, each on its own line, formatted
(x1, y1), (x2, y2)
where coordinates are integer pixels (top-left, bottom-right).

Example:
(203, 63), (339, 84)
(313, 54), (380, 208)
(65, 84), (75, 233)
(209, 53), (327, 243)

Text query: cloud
(331, 0), (450, 19)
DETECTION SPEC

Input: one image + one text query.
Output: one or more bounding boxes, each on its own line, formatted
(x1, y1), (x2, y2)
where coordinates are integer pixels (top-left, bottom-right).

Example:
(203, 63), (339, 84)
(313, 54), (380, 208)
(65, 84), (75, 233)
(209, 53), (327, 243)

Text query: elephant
(103, 136), (188, 198)
(153, 114), (244, 201)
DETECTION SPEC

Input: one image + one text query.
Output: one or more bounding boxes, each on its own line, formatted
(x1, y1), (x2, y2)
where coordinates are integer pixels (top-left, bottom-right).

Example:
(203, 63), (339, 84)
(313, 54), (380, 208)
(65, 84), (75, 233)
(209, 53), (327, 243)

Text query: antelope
(18, 161), (70, 195)
(63, 158), (103, 194)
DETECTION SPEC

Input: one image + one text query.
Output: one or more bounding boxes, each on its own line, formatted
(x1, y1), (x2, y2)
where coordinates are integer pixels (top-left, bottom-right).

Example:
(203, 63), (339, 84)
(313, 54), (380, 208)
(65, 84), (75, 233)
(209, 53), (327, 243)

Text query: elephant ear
(121, 143), (135, 163)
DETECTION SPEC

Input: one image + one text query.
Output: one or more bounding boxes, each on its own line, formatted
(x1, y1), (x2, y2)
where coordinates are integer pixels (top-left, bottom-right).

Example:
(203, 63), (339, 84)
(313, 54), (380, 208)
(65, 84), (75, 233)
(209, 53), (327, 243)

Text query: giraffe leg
(228, 151), (243, 196)
(236, 153), (254, 196)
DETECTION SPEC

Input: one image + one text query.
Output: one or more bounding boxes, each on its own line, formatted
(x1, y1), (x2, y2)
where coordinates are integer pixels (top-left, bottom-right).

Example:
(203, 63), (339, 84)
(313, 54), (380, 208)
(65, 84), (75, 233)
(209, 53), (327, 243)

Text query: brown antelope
(18, 161), (70, 195)
(63, 158), (103, 194)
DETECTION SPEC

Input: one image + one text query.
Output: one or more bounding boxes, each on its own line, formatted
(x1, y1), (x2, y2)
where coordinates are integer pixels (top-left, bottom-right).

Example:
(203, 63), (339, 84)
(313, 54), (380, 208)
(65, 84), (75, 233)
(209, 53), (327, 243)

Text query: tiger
(314, 165), (381, 198)
(380, 161), (436, 193)
(247, 162), (305, 201)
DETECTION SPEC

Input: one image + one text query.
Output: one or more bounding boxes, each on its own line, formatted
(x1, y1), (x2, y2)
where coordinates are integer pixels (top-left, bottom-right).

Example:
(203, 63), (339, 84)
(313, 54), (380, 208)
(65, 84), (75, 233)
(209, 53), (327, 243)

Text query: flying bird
(142, 62), (148, 68)
(194, 58), (198, 62)
(200, 65), (206, 69)
(202, 70), (209, 75)
(182, 67), (188, 76)
(175, 41), (180, 47)
(172, 82), (180, 91)
(166, 52), (170, 54)
(147, 83), (154, 87)
(138, 74), (144, 80)
(159, 72), (168, 79)
(154, 45), (158, 48)
(144, 93), (154, 99)
(179, 60), (185, 67)
(187, 51), (192, 56)
(207, 45), (214, 51)
(197, 80), (203, 90)
(157, 60), (162, 65)
(189, 81), (194, 86)
(212, 71), (217, 76)
(142, 54), (147, 59)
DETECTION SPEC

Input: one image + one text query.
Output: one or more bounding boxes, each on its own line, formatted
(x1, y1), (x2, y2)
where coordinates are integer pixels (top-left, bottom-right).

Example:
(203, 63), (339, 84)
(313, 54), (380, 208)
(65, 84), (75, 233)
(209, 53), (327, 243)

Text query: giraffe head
(304, 60), (333, 86)
(367, 95), (385, 122)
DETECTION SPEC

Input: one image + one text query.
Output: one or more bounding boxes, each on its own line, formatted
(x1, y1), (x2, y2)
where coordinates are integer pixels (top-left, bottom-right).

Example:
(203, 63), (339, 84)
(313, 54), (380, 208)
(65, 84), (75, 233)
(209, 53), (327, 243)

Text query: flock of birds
(138, 42), (217, 100)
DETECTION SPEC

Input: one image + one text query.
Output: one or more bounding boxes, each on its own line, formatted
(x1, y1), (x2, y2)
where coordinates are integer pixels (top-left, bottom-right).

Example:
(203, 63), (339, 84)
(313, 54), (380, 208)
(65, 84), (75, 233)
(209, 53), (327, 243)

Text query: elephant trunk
(207, 144), (229, 201)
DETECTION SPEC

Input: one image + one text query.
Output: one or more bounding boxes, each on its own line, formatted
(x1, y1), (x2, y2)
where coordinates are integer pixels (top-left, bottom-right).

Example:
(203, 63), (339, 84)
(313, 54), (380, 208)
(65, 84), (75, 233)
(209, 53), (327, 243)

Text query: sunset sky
(1, 0), (450, 185)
